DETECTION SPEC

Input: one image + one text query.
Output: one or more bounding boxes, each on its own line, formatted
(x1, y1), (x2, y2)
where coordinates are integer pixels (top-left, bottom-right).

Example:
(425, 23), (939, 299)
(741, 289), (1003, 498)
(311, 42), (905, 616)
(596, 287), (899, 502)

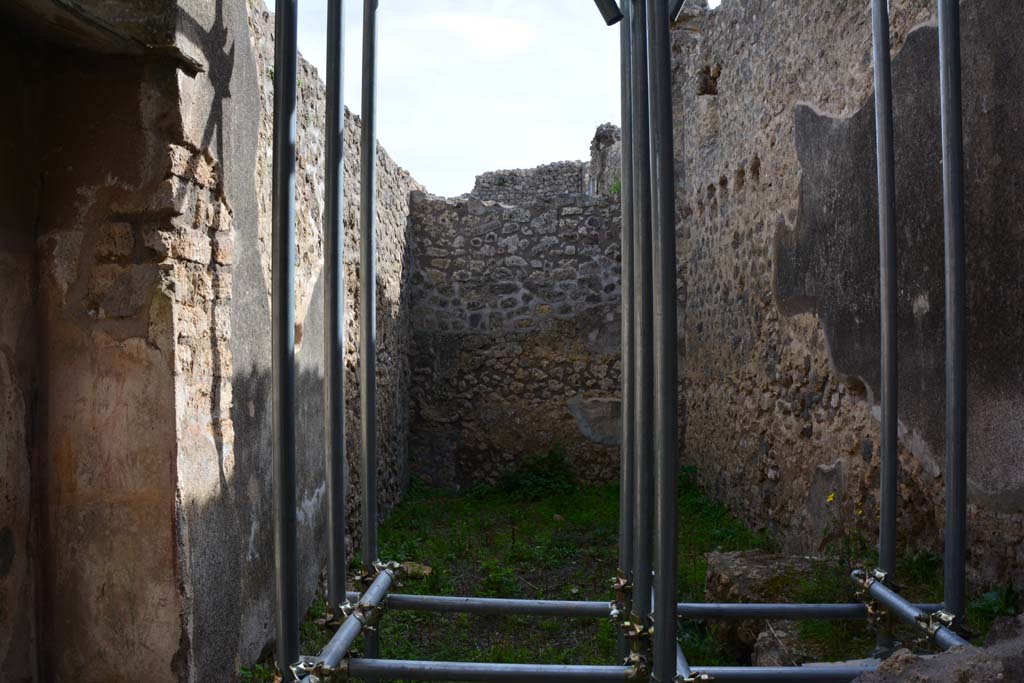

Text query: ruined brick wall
(0, 0), (421, 679)
(673, 0), (1024, 588)
(471, 161), (587, 204)
(407, 188), (622, 487)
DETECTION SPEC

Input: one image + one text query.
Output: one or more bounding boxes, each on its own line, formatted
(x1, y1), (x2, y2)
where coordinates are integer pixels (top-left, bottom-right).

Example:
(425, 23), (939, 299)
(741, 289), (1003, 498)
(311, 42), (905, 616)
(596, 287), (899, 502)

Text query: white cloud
(270, 0), (620, 196)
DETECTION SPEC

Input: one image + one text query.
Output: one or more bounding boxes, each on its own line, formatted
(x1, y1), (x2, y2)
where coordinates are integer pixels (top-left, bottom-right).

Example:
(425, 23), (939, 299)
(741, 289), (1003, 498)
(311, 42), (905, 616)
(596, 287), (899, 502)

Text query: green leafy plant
(240, 663), (275, 683)
(967, 585), (1020, 639)
(479, 557), (521, 597)
(495, 447), (576, 501)
(608, 179), (622, 195)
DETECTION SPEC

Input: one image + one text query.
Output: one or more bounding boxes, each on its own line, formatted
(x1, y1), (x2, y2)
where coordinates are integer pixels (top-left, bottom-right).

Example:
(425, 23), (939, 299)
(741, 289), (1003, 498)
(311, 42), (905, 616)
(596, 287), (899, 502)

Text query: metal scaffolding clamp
(342, 598), (385, 632)
(857, 568), (888, 626)
(624, 614), (653, 682)
(290, 655), (341, 683)
(917, 608), (957, 636)
(352, 565), (399, 589)
(625, 651), (650, 681)
(610, 571), (634, 624)
(675, 672), (712, 682)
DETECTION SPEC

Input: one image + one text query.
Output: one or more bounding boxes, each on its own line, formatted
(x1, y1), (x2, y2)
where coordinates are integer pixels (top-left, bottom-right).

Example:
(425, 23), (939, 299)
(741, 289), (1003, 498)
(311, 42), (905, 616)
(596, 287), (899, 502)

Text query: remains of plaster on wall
(912, 292), (930, 317)
(296, 482), (326, 526)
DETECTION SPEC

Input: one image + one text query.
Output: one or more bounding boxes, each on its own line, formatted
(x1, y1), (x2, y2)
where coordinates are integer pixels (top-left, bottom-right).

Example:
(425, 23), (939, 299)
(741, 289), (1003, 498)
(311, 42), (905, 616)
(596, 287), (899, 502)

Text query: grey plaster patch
(567, 396), (622, 447)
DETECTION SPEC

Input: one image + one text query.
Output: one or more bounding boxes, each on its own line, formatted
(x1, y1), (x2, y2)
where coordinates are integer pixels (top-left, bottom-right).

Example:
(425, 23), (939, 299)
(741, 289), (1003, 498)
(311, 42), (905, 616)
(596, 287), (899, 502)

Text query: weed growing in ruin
(968, 585), (1020, 640)
(239, 663), (274, 682)
(494, 447), (575, 501)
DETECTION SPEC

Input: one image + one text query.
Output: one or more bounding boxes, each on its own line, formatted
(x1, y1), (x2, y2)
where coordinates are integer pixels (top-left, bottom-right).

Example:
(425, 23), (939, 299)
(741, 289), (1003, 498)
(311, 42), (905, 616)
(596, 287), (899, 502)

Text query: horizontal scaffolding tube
(345, 592), (611, 617)
(676, 601), (940, 620)
(852, 571), (968, 650)
(316, 569), (395, 670)
(345, 660), (878, 683)
(343, 592), (939, 621)
(690, 664), (878, 682)
(346, 659), (627, 682)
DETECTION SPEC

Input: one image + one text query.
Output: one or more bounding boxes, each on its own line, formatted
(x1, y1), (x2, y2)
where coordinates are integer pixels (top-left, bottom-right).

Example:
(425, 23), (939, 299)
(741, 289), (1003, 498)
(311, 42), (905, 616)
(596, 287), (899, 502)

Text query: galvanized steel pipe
(691, 664), (878, 682)
(359, 0), (381, 668)
(937, 0), (968, 626)
(343, 591), (937, 621)
(593, 0), (625, 25)
(271, 0), (299, 677)
(347, 659), (629, 682)
(852, 570), (969, 650)
(616, 0), (637, 661)
(323, 0), (348, 620)
(647, 0), (681, 679)
(630, 0), (655, 625)
(344, 660), (876, 683)
(870, 0), (900, 654)
(316, 569), (395, 670)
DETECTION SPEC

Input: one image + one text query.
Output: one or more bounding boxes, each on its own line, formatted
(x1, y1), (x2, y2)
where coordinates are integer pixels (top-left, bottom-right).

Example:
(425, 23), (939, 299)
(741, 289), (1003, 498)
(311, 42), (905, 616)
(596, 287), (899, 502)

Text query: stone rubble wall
(248, 0), (420, 543)
(673, 0), (1024, 588)
(179, 2), (422, 678)
(470, 161), (587, 205)
(585, 123), (622, 196)
(407, 189), (623, 486)
(468, 125), (623, 205)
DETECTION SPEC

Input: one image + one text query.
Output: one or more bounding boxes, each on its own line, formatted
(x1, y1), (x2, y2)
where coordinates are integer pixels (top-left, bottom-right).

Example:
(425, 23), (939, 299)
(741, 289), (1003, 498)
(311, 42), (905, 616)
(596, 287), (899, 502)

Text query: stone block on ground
(705, 550), (835, 664)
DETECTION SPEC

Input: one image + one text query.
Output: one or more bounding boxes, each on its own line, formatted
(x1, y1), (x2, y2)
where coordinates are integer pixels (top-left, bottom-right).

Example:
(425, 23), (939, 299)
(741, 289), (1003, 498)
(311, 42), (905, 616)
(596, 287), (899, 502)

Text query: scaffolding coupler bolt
(611, 571), (634, 626)
(851, 568), (886, 627)
(356, 559), (403, 590)
(917, 608), (957, 636)
(290, 656), (342, 682)
(626, 652), (650, 681)
(623, 616), (653, 644)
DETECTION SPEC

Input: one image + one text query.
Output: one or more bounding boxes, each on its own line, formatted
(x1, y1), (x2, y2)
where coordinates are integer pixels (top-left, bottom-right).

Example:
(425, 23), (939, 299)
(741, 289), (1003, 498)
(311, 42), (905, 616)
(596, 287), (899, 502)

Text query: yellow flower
(826, 491), (836, 504)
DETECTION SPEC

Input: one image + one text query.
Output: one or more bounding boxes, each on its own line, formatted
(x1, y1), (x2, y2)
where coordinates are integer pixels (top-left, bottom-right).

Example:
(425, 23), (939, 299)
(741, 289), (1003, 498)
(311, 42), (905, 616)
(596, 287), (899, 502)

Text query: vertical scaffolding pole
(869, 0), (898, 652)
(360, 0), (381, 668)
(938, 0), (967, 625)
(324, 0), (348, 618)
(271, 0), (299, 678)
(647, 0), (681, 680)
(617, 0), (636, 661)
(630, 0), (655, 628)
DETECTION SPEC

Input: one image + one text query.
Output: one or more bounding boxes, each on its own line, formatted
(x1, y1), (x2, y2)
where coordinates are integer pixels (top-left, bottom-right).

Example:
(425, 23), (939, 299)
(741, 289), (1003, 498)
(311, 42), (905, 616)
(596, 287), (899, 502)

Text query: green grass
(241, 461), (1018, 680)
(368, 462), (769, 673)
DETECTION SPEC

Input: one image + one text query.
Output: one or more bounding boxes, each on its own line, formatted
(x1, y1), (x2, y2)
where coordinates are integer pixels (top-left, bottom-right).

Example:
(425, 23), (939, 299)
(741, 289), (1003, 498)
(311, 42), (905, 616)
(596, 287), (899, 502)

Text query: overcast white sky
(270, 1), (719, 196)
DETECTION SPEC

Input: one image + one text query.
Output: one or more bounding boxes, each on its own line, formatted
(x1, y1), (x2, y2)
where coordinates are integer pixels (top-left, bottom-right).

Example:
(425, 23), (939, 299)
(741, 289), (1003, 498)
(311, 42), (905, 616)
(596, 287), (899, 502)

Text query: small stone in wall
(94, 223), (135, 260)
